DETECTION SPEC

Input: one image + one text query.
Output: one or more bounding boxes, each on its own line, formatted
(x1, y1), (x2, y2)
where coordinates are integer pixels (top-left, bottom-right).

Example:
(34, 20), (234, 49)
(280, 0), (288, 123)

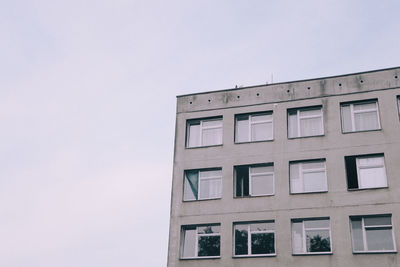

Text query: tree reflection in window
(234, 221), (275, 256)
(181, 224), (220, 259)
(308, 234), (330, 252)
(198, 236), (220, 256)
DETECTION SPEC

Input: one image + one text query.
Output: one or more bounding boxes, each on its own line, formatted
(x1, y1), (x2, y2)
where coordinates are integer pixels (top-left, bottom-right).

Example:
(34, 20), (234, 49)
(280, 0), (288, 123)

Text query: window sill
(186, 144), (223, 149)
(353, 250), (397, 254)
(234, 139), (274, 144)
(183, 197), (222, 202)
(292, 252), (332, 256)
(347, 186), (388, 192)
(234, 194), (275, 199)
(288, 134), (325, 140)
(342, 128), (381, 134)
(233, 254), (276, 258)
(180, 256), (220, 260)
(290, 190), (328, 195)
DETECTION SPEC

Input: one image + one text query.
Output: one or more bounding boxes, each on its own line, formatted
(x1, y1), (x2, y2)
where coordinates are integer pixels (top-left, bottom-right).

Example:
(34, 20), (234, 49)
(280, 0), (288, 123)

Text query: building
(167, 67), (400, 267)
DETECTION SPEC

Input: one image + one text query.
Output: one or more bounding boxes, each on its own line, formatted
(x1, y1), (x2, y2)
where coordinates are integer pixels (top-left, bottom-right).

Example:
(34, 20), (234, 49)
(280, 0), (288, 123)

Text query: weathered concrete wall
(168, 67), (400, 267)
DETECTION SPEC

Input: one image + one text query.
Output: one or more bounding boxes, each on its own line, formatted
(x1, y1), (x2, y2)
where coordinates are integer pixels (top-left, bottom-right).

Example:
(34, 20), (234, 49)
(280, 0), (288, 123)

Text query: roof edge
(176, 66), (400, 98)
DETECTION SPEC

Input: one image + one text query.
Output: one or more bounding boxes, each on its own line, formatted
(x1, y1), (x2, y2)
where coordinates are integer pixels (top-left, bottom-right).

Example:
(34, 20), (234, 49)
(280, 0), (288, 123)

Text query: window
(183, 169), (222, 201)
(186, 117), (222, 148)
(234, 221), (275, 257)
(350, 215), (396, 253)
(345, 154), (387, 190)
(341, 100), (381, 133)
(235, 164), (274, 197)
(235, 112), (273, 143)
(290, 159), (327, 194)
(397, 96), (400, 119)
(292, 218), (331, 254)
(288, 106), (324, 138)
(181, 224), (220, 258)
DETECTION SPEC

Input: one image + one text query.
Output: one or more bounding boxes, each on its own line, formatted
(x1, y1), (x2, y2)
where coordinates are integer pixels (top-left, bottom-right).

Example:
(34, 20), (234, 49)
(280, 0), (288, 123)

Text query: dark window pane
(306, 230), (331, 252)
(364, 216), (391, 226)
(235, 228), (248, 255)
(198, 236), (220, 256)
(251, 233), (275, 254)
(184, 170), (198, 200)
(345, 156), (358, 189)
(198, 225), (220, 234)
(236, 166), (249, 197)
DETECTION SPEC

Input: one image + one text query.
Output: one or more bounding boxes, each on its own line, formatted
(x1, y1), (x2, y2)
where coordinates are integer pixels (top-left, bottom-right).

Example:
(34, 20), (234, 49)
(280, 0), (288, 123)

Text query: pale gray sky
(1, 1), (400, 266)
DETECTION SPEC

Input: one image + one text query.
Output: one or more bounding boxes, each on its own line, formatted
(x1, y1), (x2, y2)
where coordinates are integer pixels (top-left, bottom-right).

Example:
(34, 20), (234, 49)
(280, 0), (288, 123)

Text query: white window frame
(198, 170), (222, 200)
(235, 164), (274, 197)
(235, 112), (273, 143)
(249, 166), (274, 196)
(341, 100), (381, 132)
(290, 160), (327, 194)
(350, 215), (397, 253)
(184, 169), (222, 201)
(186, 118), (223, 148)
(288, 107), (324, 138)
(292, 218), (332, 255)
(181, 224), (221, 259)
(356, 155), (387, 189)
(397, 96), (400, 119)
(233, 221), (276, 257)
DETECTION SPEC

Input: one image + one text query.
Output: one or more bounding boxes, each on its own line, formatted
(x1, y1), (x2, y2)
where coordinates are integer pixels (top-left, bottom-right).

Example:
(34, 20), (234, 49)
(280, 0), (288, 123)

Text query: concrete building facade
(168, 67), (400, 267)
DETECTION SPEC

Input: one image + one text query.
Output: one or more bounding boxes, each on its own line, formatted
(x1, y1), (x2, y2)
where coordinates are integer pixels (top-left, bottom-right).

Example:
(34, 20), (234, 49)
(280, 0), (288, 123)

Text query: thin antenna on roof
(271, 73), (274, 84)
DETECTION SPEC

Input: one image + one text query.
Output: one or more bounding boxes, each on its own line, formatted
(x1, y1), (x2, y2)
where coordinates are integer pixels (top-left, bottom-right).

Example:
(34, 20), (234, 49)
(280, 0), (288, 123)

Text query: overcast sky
(1, 1), (400, 266)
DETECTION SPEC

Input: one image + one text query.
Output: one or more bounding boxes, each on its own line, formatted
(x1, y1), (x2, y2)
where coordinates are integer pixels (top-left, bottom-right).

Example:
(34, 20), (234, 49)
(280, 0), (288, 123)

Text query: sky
(1, 0), (400, 266)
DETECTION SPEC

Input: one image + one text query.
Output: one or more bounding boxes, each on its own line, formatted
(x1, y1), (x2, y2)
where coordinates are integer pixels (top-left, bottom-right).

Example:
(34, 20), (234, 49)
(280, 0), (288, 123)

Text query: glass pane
(200, 169), (222, 178)
(235, 225), (248, 255)
(198, 236), (220, 256)
(306, 230), (331, 252)
(359, 167), (387, 188)
(202, 127), (222, 146)
(198, 225), (220, 234)
(199, 178), (221, 199)
(251, 122), (273, 141)
(398, 97), (400, 116)
(358, 156), (384, 167)
(304, 219), (330, 228)
(341, 105), (352, 132)
(182, 229), (196, 257)
(292, 222), (303, 253)
(188, 124), (200, 147)
(299, 108), (321, 117)
(350, 218), (364, 251)
(366, 228), (394, 251)
(302, 160), (325, 170)
(251, 113), (272, 122)
(236, 117), (249, 142)
(251, 174), (273, 195)
(235, 166), (249, 197)
(183, 171), (198, 201)
(300, 117), (323, 136)
(303, 171), (327, 192)
(364, 216), (391, 226)
(288, 113), (298, 138)
(354, 111), (379, 131)
(251, 233), (275, 254)
(202, 119), (222, 128)
(353, 102), (376, 111)
(290, 163), (301, 193)
(250, 165), (273, 174)
(250, 223), (268, 232)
